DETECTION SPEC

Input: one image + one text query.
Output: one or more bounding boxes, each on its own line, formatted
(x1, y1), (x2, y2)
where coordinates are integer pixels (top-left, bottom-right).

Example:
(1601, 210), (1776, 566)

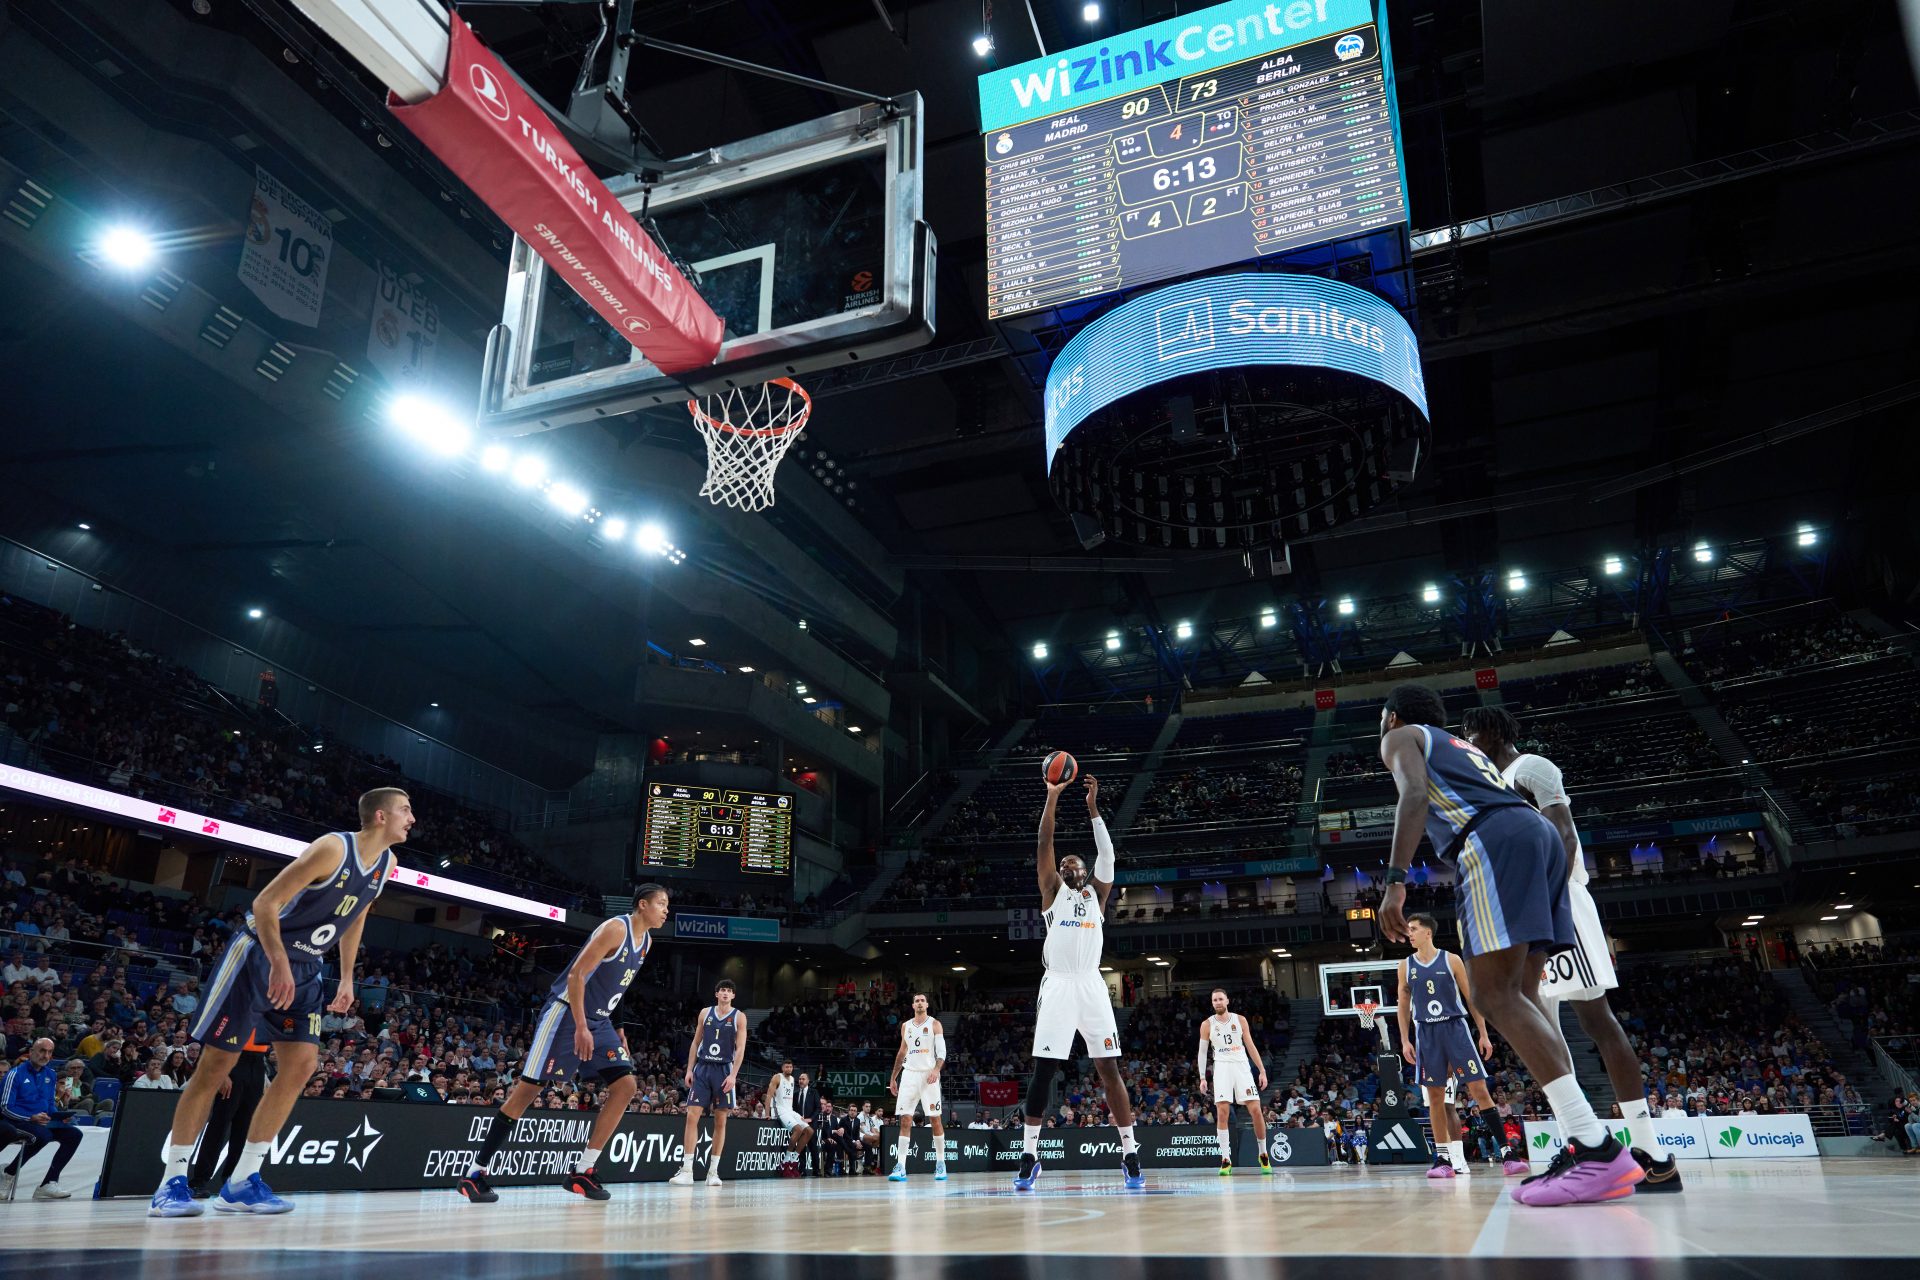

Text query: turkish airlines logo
(469, 61), (512, 122)
(623, 317), (651, 333)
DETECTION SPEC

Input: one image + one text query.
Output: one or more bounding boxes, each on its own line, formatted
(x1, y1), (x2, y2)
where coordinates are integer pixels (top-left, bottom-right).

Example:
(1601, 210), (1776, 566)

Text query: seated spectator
(132, 1057), (179, 1091)
(1, 1038), (82, 1199)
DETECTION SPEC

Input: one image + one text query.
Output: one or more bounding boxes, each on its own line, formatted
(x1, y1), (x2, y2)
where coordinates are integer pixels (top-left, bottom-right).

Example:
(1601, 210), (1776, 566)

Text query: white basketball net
(1356, 1001), (1378, 1031)
(687, 378), (812, 512)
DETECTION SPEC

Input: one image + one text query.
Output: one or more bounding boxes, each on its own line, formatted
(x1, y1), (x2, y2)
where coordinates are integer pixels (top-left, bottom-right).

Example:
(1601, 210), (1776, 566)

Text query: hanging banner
(386, 14), (722, 371)
(237, 166), (333, 326)
(367, 263), (439, 387)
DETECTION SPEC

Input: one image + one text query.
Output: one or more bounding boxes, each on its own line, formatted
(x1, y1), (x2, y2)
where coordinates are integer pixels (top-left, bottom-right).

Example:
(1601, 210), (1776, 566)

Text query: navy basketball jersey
(1414, 725), (1537, 860)
(248, 832), (390, 966)
(696, 1005), (740, 1068)
(548, 917), (650, 1020)
(1408, 950), (1467, 1022)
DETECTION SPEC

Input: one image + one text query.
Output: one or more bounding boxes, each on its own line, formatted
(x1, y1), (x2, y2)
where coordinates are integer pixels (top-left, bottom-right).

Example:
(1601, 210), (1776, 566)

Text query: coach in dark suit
(793, 1074), (824, 1176)
(820, 1101), (858, 1175)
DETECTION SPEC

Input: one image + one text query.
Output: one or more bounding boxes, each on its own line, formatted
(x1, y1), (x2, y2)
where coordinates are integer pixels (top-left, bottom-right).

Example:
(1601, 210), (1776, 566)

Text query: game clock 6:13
(1118, 142), (1242, 206)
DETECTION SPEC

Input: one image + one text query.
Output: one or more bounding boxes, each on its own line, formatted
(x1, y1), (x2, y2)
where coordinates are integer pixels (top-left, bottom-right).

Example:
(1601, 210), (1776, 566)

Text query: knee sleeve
(1025, 1058), (1062, 1119)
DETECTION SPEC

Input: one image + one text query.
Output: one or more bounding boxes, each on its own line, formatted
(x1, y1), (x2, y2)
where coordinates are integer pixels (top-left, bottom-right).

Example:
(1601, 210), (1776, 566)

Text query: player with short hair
(458, 884), (671, 1203)
(1198, 988), (1271, 1175)
(670, 979), (747, 1187)
(1375, 685), (1640, 1206)
(1396, 912), (1529, 1178)
(770, 1059), (814, 1173)
(1464, 706), (1683, 1193)
(1016, 775), (1142, 1191)
(886, 991), (948, 1181)
(149, 789), (409, 1218)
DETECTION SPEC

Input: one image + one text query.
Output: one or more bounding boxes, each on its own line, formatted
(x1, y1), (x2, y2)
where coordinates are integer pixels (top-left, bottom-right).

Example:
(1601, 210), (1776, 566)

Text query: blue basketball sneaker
(1122, 1151), (1144, 1189)
(214, 1173), (293, 1214)
(934, 1162), (948, 1182)
(888, 1165), (907, 1182)
(147, 1176), (204, 1218)
(1013, 1152), (1042, 1190)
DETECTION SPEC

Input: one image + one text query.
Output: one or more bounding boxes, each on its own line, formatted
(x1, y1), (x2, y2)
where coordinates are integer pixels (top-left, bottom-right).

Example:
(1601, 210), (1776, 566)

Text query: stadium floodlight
(1507, 570), (1527, 592)
(802, 697), (818, 704)
(1603, 555), (1624, 576)
(795, 684), (809, 695)
(737, 666), (754, 674)
(1083, 3), (1101, 21)
(1259, 608), (1277, 628)
(246, 607), (264, 620)
(97, 226), (155, 270)
(1693, 540), (1713, 563)
(479, 444), (512, 473)
(389, 394), (471, 457)
(1797, 522), (1817, 546)
(798, 618), (809, 631)
(1421, 583), (1440, 604)
(1833, 903), (1852, 910)
(634, 522), (671, 556)
(1032, 642), (1049, 661)
(972, 33), (992, 56)
(1175, 620), (1193, 639)
(545, 482), (590, 517)
(1105, 630), (1122, 651)
(77, 522), (91, 531)
(849, 725), (863, 734)
(688, 638), (706, 647)
(1336, 596), (1355, 616)
(1819, 915), (1838, 921)
(951, 965), (968, 972)
(509, 453), (547, 489)
(601, 517), (627, 541)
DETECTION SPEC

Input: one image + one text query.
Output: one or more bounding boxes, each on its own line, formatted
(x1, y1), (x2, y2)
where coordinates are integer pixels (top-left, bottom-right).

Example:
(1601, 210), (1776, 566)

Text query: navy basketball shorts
(1414, 1017), (1485, 1089)
(688, 1062), (736, 1110)
(191, 932), (327, 1049)
(1452, 808), (1574, 958)
(522, 1000), (632, 1082)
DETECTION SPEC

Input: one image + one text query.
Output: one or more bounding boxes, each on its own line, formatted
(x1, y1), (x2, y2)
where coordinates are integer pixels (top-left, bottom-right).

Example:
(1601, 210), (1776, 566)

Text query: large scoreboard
(978, 0), (1408, 320)
(641, 783), (794, 878)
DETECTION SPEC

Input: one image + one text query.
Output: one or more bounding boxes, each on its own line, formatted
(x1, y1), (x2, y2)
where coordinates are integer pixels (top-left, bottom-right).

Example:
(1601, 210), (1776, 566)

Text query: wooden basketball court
(6, 1160), (1914, 1279)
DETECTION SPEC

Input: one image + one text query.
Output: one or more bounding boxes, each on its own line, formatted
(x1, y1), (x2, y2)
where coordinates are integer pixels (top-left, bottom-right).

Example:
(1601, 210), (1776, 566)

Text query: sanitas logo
(1717, 1126), (1742, 1149)
(1000, 0), (1349, 114)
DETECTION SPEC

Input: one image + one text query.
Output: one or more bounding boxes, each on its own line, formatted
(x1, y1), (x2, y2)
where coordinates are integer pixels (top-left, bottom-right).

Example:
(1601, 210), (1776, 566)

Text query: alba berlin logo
(1717, 1125), (1742, 1149)
(469, 61), (512, 123)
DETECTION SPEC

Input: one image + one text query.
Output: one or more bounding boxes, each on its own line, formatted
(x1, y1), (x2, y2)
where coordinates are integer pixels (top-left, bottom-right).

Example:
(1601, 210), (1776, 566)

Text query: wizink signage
(673, 912), (780, 944)
(1043, 272), (1426, 461)
(978, 0), (1373, 133)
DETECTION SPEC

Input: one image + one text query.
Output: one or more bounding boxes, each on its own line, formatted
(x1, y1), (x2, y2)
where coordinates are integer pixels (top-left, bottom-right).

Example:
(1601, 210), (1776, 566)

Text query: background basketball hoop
(1355, 999), (1379, 1031)
(687, 378), (812, 512)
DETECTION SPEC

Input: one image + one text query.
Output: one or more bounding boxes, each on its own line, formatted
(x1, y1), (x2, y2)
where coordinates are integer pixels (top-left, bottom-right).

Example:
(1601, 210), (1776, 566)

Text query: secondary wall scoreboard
(641, 783), (794, 877)
(978, 0), (1409, 320)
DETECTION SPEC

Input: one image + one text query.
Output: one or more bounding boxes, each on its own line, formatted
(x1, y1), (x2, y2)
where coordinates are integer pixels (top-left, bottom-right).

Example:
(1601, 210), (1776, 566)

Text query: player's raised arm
(1449, 951), (1494, 1059)
(249, 833), (348, 1009)
(1036, 779), (1068, 903)
(1086, 775), (1117, 910)
(1378, 726), (1431, 942)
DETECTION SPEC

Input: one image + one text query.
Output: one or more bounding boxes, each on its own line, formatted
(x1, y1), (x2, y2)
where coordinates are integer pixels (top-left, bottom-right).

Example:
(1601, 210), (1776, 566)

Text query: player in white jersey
(1196, 988), (1271, 1175)
(769, 1059), (814, 1174)
(886, 992), (948, 1181)
(1463, 707), (1681, 1193)
(1015, 775), (1142, 1191)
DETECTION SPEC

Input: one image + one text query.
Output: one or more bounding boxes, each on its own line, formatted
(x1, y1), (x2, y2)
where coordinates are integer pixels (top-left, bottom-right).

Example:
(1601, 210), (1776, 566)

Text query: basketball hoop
(1356, 1000), (1379, 1031)
(687, 378), (812, 512)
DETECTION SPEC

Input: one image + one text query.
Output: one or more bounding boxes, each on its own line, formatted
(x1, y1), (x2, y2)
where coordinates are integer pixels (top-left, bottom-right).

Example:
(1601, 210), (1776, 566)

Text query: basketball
(1042, 750), (1077, 785)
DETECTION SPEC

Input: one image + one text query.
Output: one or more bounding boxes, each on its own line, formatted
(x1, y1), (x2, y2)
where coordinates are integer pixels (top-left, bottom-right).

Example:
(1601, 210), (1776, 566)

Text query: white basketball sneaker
(667, 1166), (695, 1186)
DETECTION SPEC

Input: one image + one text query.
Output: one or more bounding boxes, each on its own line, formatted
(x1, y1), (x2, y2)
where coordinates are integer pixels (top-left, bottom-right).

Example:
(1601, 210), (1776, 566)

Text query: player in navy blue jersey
(1374, 685), (1641, 1206)
(149, 787), (411, 1219)
(459, 884), (671, 1203)
(670, 979), (748, 1186)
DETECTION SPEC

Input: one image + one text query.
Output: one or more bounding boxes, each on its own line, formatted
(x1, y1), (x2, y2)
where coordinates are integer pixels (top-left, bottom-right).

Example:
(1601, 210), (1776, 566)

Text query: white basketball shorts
(1538, 878), (1616, 1003)
(1031, 969), (1121, 1059)
(895, 1066), (943, 1118)
(775, 1106), (807, 1131)
(1212, 1060), (1258, 1105)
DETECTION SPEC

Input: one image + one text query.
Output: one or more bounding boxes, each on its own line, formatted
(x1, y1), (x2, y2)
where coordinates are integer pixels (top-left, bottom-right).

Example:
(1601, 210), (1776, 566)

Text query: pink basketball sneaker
(1511, 1136), (1643, 1206)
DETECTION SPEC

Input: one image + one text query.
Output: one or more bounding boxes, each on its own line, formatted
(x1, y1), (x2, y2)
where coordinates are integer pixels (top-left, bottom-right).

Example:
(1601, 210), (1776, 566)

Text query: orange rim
(686, 377), (813, 438)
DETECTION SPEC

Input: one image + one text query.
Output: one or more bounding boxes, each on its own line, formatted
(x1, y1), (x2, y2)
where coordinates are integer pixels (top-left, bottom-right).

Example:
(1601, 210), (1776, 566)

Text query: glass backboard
(1319, 959), (1400, 1017)
(479, 94), (935, 434)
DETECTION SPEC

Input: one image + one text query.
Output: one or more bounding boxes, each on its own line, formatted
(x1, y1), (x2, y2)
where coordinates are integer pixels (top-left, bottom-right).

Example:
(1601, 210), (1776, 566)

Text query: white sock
(1446, 1140), (1466, 1170)
(163, 1144), (193, 1184)
(229, 1140), (269, 1185)
(1216, 1128), (1231, 1159)
(895, 1137), (909, 1167)
(1619, 1098), (1658, 1155)
(1543, 1074), (1606, 1146)
(582, 1146), (602, 1173)
(681, 1152), (694, 1171)
(1022, 1123), (1040, 1156)
(1118, 1124), (1137, 1156)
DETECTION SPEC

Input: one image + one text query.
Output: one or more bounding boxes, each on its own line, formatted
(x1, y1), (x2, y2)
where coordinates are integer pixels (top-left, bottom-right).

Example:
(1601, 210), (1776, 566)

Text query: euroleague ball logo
(469, 61), (512, 122)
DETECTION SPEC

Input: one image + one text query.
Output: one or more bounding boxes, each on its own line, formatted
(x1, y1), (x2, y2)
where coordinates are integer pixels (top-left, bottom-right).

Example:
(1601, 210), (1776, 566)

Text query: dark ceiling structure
(1, 0), (1917, 778)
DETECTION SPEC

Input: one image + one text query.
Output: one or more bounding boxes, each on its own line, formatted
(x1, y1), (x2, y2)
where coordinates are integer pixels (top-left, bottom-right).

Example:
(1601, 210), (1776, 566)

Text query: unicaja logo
(1717, 1125), (1742, 1149)
(1531, 1131), (1553, 1150)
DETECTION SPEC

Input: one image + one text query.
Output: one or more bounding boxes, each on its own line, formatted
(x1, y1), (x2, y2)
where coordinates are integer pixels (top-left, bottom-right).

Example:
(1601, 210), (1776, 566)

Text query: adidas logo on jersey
(1374, 1126), (1418, 1151)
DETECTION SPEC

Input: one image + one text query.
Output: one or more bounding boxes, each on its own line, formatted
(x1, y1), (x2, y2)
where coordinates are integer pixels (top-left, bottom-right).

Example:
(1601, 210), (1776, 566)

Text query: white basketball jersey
(1503, 752), (1586, 886)
(1041, 881), (1104, 973)
(903, 1016), (937, 1071)
(771, 1073), (794, 1111)
(1208, 1014), (1247, 1063)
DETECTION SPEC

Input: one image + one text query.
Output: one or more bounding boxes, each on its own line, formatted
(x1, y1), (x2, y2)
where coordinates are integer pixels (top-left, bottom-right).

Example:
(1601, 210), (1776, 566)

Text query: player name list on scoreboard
(642, 784), (794, 877)
(984, 24), (1407, 319)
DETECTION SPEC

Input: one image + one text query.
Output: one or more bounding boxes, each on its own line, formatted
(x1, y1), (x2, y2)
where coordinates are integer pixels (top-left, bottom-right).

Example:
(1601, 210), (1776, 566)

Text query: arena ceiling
(1, 0), (1917, 747)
